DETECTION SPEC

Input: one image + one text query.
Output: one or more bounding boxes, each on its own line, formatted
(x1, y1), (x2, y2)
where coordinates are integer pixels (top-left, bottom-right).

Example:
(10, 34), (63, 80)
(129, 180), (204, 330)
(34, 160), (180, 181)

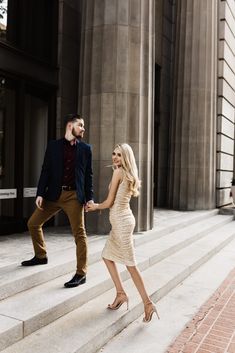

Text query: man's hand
(85, 200), (94, 212)
(36, 196), (44, 210)
(86, 203), (99, 212)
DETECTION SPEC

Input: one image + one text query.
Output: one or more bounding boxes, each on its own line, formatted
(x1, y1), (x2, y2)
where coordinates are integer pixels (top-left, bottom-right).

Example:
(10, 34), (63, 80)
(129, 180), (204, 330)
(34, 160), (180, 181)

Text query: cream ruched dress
(102, 177), (136, 266)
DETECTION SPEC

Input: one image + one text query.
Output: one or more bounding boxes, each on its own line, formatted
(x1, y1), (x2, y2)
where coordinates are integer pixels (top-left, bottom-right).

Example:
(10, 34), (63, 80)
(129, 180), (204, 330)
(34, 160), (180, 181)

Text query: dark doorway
(0, 74), (56, 235)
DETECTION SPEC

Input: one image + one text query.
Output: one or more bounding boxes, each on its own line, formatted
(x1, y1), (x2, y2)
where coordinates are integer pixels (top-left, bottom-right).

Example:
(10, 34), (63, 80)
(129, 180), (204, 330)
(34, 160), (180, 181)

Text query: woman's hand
(86, 203), (99, 212)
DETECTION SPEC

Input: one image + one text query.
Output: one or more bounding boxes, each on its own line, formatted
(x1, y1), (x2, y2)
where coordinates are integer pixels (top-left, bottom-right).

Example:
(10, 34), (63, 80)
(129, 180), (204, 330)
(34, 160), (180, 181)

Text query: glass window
(0, 76), (16, 232)
(23, 92), (48, 217)
(0, 0), (7, 41)
(0, 78), (5, 177)
(0, 76), (55, 235)
(0, 0), (58, 65)
(0, 76), (15, 184)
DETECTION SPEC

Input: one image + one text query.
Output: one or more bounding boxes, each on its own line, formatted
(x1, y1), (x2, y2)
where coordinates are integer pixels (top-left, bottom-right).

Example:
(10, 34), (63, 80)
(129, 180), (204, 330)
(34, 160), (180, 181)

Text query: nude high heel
(107, 291), (129, 311)
(143, 301), (160, 322)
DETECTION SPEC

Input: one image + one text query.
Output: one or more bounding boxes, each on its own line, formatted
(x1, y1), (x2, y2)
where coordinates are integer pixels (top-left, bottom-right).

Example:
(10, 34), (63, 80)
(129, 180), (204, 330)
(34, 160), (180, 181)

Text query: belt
(62, 185), (76, 191)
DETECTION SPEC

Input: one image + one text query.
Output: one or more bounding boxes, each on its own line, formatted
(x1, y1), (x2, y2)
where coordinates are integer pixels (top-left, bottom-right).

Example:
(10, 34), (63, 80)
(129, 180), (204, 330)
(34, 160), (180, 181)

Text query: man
(21, 113), (93, 288)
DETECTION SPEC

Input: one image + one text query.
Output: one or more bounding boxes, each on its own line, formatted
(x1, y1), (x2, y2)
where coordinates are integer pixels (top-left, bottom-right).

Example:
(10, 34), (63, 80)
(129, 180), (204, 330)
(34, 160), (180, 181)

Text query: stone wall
(217, 0), (235, 207)
(78, 0), (155, 233)
(57, 0), (82, 138)
(154, 0), (175, 206)
(55, 0), (82, 226)
(168, 0), (217, 210)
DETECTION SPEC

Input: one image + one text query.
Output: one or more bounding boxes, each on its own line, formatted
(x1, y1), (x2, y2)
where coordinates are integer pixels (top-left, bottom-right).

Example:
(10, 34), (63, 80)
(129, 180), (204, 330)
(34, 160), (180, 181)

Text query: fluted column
(168, 0), (217, 210)
(78, 0), (155, 232)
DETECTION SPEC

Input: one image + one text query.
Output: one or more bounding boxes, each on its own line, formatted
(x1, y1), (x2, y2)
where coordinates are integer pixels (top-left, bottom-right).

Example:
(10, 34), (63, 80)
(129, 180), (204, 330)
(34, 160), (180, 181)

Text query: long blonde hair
(114, 143), (140, 197)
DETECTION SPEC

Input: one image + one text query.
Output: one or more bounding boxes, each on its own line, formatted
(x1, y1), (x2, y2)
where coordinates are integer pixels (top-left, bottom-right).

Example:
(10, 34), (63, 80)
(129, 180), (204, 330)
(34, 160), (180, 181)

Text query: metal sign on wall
(0, 189), (17, 199)
(0, 188), (37, 199)
(23, 188), (37, 198)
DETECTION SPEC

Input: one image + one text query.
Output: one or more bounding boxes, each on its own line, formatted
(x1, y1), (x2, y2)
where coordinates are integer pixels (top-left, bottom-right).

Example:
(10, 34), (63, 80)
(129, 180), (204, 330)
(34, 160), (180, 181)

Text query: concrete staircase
(0, 210), (235, 353)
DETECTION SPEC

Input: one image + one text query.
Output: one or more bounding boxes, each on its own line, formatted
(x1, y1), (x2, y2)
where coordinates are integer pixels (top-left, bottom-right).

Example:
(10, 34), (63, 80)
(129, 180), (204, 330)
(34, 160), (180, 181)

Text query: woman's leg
(126, 265), (150, 303)
(126, 265), (160, 321)
(103, 258), (125, 292)
(103, 257), (128, 309)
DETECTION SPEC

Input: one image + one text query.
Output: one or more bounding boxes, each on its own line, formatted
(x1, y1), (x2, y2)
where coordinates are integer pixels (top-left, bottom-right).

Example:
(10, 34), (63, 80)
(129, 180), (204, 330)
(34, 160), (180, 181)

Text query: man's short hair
(64, 113), (83, 129)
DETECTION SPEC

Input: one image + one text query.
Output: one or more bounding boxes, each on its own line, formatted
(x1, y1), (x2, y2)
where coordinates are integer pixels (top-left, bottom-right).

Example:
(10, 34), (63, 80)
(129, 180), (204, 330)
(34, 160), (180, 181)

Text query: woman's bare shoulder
(113, 167), (123, 177)
(113, 167), (124, 181)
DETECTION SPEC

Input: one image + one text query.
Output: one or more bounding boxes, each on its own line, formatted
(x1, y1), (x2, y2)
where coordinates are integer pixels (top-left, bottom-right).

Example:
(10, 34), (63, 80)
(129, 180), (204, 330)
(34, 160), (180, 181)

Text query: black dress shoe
(64, 274), (86, 288)
(21, 256), (48, 266)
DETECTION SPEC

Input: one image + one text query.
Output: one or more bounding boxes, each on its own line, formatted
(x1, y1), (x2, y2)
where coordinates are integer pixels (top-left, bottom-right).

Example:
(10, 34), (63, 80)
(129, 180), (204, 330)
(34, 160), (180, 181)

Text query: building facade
(0, 0), (234, 235)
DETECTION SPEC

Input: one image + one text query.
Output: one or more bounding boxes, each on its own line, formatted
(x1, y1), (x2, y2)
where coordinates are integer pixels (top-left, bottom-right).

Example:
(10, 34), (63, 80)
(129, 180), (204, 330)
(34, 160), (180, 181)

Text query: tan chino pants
(27, 190), (87, 276)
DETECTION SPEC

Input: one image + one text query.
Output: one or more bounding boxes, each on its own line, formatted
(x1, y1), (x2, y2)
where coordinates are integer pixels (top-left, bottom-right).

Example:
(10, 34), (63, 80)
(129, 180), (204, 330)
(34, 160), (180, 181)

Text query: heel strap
(144, 300), (153, 306)
(117, 291), (127, 295)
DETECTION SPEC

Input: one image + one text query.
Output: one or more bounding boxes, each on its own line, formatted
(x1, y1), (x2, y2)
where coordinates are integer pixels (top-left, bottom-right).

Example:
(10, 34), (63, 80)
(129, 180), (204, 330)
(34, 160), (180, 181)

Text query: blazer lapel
(57, 139), (64, 181)
(76, 140), (82, 163)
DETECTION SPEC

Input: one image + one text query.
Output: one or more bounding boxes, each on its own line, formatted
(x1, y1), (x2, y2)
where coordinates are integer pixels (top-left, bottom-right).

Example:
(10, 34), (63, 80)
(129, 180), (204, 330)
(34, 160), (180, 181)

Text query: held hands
(86, 202), (99, 212)
(84, 200), (94, 212)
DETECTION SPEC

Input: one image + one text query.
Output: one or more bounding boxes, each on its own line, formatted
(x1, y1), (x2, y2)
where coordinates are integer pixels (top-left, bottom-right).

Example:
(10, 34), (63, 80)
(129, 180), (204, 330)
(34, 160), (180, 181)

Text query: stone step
(0, 210), (220, 300)
(1, 220), (235, 353)
(0, 236), (106, 300)
(0, 233), (104, 275)
(219, 206), (235, 216)
(135, 214), (233, 265)
(134, 209), (218, 246)
(0, 216), (234, 352)
(97, 237), (235, 353)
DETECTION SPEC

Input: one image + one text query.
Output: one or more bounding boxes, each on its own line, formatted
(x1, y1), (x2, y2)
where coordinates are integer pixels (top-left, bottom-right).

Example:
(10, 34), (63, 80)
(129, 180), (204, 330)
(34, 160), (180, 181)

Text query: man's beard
(72, 127), (82, 139)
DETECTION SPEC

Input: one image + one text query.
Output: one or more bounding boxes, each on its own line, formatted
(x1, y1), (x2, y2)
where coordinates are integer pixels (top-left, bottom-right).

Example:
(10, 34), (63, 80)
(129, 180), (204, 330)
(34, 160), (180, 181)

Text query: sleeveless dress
(102, 178), (136, 266)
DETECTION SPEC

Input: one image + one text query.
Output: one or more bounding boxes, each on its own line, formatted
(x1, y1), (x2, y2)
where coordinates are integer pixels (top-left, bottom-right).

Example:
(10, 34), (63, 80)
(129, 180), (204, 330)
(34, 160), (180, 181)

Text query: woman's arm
(87, 168), (122, 211)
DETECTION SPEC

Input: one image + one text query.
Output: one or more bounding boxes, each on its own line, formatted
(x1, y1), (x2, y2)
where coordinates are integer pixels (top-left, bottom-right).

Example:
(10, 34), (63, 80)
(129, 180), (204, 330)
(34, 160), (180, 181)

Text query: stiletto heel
(107, 291), (129, 311)
(153, 306), (160, 320)
(143, 301), (160, 322)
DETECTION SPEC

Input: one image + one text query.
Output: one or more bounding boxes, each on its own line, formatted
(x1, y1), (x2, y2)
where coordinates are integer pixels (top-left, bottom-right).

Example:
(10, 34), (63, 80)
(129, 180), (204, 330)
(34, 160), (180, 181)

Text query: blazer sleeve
(36, 142), (51, 197)
(84, 145), (94, 202)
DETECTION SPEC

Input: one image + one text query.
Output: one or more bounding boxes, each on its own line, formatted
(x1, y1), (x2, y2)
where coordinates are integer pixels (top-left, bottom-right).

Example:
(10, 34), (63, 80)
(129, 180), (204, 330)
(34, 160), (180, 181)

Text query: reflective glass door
(23, 91), (48, 217)
(0, 76), (54, 235)
(0, 76), (17, 234)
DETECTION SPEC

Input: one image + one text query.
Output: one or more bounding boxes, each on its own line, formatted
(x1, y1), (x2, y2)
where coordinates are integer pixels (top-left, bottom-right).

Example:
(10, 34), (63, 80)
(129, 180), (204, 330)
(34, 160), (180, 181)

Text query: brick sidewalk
(166, 268), (235, 353)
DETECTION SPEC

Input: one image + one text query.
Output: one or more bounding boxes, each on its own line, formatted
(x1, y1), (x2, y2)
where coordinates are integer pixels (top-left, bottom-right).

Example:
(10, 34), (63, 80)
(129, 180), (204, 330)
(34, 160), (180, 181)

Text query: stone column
(57, 0), (82, 137)
(216, 0), (235, 207)
(168, 0), (217, 210)
(78, 0), (155, 232)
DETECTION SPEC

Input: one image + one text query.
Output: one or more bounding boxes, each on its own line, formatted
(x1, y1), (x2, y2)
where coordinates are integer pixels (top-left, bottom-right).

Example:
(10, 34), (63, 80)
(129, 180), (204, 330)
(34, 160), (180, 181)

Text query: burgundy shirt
(62, 138), (76, 188)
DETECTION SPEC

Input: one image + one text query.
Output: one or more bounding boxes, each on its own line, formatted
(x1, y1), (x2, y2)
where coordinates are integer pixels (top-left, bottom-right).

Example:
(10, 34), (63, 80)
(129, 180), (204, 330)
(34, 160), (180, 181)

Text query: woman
(87, 143), (159, 323)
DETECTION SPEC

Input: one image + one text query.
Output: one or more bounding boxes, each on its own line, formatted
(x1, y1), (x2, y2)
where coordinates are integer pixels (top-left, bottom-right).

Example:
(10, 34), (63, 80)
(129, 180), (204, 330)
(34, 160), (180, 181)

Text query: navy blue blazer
(36, 138), (93, 204)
